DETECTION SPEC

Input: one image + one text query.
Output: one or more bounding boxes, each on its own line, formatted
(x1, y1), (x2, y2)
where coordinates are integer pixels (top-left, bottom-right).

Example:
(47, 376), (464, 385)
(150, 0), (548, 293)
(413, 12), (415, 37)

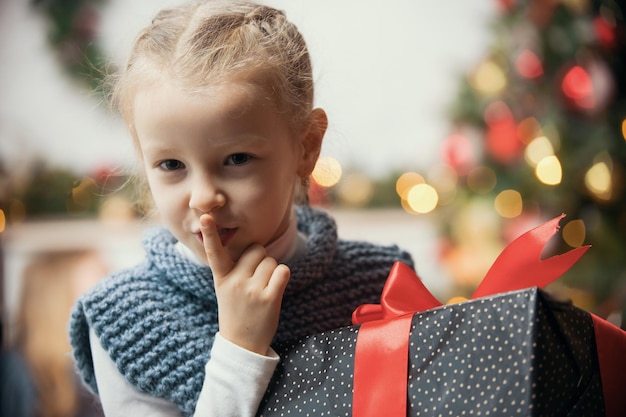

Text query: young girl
(70, 1), (414, 416)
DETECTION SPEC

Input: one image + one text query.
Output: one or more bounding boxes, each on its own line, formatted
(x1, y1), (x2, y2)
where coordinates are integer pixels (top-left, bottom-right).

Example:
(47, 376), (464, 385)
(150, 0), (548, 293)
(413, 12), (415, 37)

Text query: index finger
(200, 214), (235, 279)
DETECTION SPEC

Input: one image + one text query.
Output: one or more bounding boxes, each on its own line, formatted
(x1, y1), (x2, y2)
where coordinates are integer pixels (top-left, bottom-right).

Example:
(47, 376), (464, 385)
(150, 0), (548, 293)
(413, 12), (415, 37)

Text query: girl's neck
(265, 208), (299, 263)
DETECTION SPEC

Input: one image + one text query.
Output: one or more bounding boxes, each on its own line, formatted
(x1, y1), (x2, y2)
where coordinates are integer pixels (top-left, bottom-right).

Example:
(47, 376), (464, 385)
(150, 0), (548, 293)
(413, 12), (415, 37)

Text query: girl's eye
(159, 160), (184, 171)
(226, 153), (251, 165)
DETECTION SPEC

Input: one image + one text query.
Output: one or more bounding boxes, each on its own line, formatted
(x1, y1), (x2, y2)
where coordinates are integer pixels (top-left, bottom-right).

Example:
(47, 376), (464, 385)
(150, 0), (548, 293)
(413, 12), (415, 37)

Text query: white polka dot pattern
(257, 288), (605, 416)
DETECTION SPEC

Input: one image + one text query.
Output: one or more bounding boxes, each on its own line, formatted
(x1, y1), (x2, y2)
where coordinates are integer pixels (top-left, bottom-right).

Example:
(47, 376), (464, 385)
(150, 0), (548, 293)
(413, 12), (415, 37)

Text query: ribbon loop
(352, 214), (592, 417)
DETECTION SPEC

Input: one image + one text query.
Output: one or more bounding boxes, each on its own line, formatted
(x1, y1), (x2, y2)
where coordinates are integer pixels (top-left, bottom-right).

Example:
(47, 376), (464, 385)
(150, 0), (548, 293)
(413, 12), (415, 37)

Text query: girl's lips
(196, 227), (238, 247)
(217, 227), (237, 246)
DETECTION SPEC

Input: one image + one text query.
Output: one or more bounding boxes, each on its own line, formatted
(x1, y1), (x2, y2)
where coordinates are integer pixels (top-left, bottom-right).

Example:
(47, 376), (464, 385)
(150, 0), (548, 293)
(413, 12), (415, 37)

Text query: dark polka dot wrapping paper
(257, 287), (605, 417)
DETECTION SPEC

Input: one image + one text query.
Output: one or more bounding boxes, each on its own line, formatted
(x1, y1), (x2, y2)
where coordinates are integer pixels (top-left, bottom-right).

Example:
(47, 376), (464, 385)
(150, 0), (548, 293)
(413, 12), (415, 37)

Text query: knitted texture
(69, 206), (414, 416)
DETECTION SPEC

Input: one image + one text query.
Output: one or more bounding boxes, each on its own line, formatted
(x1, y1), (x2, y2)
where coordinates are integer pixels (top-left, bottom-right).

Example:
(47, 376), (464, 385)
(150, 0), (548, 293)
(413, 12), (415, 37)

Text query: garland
(32, 0), (112, 95)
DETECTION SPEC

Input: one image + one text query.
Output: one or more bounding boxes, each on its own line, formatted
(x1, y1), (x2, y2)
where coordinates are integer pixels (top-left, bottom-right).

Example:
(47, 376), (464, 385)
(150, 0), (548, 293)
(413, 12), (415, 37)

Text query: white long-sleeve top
(89, 211), (306, 416)
(90, 329), (279, 416)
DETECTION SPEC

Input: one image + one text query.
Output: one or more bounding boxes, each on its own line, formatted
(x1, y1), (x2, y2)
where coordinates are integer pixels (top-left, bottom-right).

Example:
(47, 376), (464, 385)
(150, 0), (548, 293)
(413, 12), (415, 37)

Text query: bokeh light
(562, 219), (586, 248)
(441, 133), (475, 175)
(515, 49), (543, 79)
(621, 118), (626, 141)
(401, 198), (419, 215)
(585, 160), (612, 200)
(517, 117), (542, 144)
(407, 183), (439, 214)
(494, 189), (523, 218)
(561, 65), (595, 109)
(470, 58), (507, 96)
(396, 172), (425, 200)
(524, 136), (554, 166)
(312, 156), (342, 187)
(0, 209), (5, 233)
(337, 172), (374, 207)
(484, 101), (523, 163)
(535, 155), (562, 185)
(466, 166), (497, 194)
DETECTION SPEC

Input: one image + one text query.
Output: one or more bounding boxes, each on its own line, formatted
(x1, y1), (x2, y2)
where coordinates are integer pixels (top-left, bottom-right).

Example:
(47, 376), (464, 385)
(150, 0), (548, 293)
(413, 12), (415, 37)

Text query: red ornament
(594, 16), (616, 48)
(561, 65), (595, 109)
(440, 133), (475, 175)
(515, 49), (543, 79)
(484, 101), (523, 164)
(496, 0), (517, 12)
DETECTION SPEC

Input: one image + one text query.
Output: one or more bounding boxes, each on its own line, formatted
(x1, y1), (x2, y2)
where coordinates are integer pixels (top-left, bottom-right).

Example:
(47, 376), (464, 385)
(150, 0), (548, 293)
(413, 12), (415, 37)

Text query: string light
(515, 49), (543, 79)
(407, 183), (439, 214)
(524, 136), (554, 167)
(585, 160), (612, 200)
(562, 65), (595, 109)
(494, 189), (523, 218)
(562, 219), (586, 248)
(396, 172), (425, 200)
(535, 155), (562, 185)
(312, 156), (342, 187)
(470, 59), (507, 96)
(517, 117), (542, 144)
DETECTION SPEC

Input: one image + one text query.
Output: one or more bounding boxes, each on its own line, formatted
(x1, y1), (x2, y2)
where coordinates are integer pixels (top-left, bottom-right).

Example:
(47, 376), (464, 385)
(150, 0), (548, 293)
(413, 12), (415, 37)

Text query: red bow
(351, 214), (596, 417)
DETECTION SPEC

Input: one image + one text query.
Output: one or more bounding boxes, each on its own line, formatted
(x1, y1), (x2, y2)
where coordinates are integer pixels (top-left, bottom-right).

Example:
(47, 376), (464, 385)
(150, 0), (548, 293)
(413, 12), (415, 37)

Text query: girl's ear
(297, 108), (328, 178)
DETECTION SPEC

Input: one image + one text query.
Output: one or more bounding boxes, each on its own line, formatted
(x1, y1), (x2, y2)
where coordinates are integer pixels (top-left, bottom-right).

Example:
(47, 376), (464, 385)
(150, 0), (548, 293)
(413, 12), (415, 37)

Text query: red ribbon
(351, 214), (593, 417)
(591, 314), (626, 417)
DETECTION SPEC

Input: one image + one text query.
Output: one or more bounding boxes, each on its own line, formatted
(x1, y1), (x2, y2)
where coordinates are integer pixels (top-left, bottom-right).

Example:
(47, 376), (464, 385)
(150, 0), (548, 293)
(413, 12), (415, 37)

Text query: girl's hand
(200, 213), (290, 355)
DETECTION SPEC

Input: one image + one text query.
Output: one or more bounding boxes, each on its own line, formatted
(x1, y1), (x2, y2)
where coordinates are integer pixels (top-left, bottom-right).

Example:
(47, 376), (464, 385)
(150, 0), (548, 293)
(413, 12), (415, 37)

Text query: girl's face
(133, 79), (317, 264)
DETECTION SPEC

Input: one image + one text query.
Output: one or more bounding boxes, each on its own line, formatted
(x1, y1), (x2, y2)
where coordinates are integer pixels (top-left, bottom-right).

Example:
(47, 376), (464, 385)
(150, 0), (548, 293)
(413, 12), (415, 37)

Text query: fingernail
(200, 214), (211, 228)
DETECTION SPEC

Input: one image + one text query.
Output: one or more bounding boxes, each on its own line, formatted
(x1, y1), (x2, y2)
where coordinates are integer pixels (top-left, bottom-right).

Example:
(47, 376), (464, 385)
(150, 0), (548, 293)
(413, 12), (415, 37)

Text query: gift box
(256, 216), (626, 417)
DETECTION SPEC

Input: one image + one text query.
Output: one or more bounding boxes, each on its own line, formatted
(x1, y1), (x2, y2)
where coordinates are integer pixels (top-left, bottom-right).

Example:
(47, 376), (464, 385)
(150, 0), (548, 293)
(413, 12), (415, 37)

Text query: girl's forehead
(137, 71), (275, 105)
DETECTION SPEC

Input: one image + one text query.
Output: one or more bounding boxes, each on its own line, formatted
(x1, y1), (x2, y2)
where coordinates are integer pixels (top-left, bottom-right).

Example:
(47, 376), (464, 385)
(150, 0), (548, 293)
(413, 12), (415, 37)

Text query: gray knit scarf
(70, 206), (414, 416)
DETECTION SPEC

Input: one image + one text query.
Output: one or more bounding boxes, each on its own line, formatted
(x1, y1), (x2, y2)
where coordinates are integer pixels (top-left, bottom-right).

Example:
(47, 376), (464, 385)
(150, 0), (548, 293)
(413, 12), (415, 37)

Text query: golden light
(585, 161), (612, 200)
(467, 166), (497, 194)
(517, 117), (542, 144)
(0, 209), (5, 233)
(407, 183), (439, 214)
(535, 155), (562, 185)
(312, 156), (342, 187)
(401, 197), (419, 215)
(337, 172), (374, 207)
(621, 118), (626, 141)
(524, 136), (554, 167)
(470, 59), (507, 96)
(396, 172), (425, 199)
(562, 219), (586, 248)
(494, 189), (523, 218)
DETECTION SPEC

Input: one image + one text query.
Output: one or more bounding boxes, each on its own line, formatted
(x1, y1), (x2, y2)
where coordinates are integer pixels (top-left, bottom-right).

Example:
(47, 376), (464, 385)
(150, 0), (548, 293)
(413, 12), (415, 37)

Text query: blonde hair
(112, 0), (314, 139)
(110, 0), (317, 210)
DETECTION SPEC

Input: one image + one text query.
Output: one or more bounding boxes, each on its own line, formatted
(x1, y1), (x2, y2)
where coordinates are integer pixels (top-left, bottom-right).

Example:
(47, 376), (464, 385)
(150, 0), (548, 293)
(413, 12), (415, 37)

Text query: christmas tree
(438, 0), (626, 321)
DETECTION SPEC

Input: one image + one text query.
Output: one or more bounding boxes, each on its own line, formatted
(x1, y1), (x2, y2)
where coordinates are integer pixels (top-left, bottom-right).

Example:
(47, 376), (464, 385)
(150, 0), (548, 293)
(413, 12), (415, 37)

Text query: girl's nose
(188, 176), (226, 213)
